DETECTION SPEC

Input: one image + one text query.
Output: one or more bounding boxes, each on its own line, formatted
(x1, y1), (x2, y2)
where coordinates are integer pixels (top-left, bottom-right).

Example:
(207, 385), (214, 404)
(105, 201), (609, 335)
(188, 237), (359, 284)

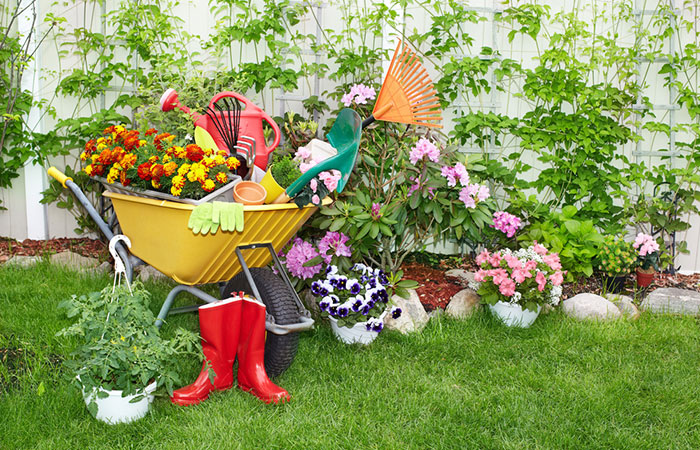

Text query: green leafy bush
(519, 206), (603, 279)
(596, 236), (636, 277)
(270, 154), (302, 189)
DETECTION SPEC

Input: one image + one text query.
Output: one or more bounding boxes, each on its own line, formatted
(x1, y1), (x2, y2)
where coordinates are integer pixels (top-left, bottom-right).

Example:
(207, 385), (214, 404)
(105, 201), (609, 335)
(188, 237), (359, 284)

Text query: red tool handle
(208, 92), (281, 154)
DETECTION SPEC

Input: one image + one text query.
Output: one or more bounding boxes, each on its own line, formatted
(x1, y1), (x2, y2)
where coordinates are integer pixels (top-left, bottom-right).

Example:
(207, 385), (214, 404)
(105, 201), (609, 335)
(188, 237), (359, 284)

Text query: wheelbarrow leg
(156, 285), (221, 328)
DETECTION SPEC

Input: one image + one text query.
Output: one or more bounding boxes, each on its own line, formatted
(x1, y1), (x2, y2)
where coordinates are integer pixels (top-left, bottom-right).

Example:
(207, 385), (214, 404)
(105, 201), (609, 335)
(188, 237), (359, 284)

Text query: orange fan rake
(362, 40), (443, 129)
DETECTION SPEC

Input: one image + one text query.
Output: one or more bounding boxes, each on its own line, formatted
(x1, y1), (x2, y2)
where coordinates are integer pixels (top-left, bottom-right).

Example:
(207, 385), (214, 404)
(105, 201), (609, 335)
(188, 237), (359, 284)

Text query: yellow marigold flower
(217, 149), (228, 157)
(115, 125), (126, 133)
(96, 137), (107, 145)
(202, 157), (215, 168)
(202, 146), (213, 156)
(91, 154), (99, 163)
(187, 170), (197, 182)
(139, 139), (147, 146)
(178, 163), (191, 176)
(152, 179), (161, 189)
(120, 153), (137, 169)
(148, 155), (159, 164)
(96, 143), (107, 151)
(164, 161), (178, 176)
(172, 175), (185, 189)
(163, 154), (172, 163)
(202, 179), (216, 192)
(173, 146), (186, 158)
(214, 155), (225, 165)
(84, 165), (94, 176)
(195, 168), (208, 183)
(171, 185), (182, 196)
(80, 151), (88, 161)
(215, 172), (228, 184)
(106, 167), (119, 183)
(226, 157), (240, 171)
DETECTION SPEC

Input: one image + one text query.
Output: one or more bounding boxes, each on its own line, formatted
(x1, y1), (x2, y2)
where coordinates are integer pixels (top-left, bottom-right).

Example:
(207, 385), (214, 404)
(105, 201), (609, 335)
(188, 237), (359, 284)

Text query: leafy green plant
(269, 154), (302, 189)
(596, 236), (636, 277)
(56, 282), (200, 417)
(519, 206), (604, 279)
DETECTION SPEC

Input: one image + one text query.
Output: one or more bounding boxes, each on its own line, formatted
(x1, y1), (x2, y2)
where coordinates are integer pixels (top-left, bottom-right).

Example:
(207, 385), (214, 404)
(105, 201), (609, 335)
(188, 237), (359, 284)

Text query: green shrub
(270, 154), (302, 189)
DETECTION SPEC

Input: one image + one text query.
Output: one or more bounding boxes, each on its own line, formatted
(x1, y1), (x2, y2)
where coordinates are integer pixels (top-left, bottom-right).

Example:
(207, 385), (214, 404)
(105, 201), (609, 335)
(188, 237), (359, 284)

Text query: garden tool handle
(48, 166), (72, 188)
(209, 92), (281, 153)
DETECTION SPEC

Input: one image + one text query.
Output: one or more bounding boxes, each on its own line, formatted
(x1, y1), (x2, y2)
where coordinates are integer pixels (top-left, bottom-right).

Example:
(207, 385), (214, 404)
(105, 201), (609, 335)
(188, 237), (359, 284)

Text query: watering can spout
(160, 88), (194, 116)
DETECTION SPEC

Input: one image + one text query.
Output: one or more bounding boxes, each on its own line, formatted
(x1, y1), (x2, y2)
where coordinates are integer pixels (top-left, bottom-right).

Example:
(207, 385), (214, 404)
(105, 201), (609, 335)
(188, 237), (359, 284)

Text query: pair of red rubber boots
(170, 296), (290, 405)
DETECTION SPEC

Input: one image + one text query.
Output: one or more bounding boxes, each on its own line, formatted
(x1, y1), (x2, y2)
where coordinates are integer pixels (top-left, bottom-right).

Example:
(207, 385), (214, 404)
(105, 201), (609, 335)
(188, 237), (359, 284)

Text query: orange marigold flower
(215, 172), (228, 184)
(92, 164), (105, 177)
(225, 157), (240, 171)
(202, 179), (216, 192)
(97, 149), (113, 165)
(85, 139), (96, 152)
(103, 125), (116, 135)
(119, 172), (131, 186)
(173, 146), (186, 158)
(148, 155), (159, 164)
(137, 162), (152, 180)
(163, 161), (178, 176)
(150, 164), (165, 180)
(145, 128), (158, 136)
(120, 153), (137, 169)
(186, 144), (204, 162)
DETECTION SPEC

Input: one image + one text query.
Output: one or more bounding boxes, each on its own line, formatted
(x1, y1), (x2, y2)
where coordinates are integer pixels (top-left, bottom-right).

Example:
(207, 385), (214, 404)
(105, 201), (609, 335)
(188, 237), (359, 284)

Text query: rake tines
(371, 40), (443, 129)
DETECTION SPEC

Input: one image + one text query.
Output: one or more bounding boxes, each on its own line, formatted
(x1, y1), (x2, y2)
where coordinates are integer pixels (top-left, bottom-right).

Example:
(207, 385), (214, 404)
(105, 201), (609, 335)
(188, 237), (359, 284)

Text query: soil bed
(400, 261), (463, 312)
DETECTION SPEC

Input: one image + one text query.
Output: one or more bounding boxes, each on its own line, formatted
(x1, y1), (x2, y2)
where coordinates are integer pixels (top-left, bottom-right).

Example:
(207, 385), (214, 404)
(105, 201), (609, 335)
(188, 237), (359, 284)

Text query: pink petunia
(504, 254), (522, 270)
(474, 269), (488, 282)
(488, 252), (502, 268)
(491, 268), (509, 285)
(476, 250), (490, 266)
(498, 277), (516, 297)
(535, 271), (547, 292)
(512, 268), (532, 284)
(543, 253), (562, 271)
(550, 271), (564, 286)
(533, 241), (548, 256)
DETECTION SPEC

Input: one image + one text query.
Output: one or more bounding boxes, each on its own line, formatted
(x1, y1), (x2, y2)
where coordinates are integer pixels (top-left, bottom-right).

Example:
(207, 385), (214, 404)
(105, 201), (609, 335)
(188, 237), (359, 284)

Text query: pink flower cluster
(295, 147), (341, 196)
(474, 244), (564, 299)
(318, 231), (352, 264)
(633, 233), (659, 256)
(342, 84), (376, 107)
(285, 238), (323, 279)
(441, 162), (469, 187)
(492, 211), (522, 238)
(409, 138), (440, 165)
(459, 184), (490, 209)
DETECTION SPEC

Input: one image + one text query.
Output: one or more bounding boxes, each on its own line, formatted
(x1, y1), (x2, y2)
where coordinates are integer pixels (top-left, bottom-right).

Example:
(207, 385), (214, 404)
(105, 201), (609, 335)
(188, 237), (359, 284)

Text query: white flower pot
(329, 317), (378, 345)
(489, 301), (541, 328)
(82, 380), (157, 424)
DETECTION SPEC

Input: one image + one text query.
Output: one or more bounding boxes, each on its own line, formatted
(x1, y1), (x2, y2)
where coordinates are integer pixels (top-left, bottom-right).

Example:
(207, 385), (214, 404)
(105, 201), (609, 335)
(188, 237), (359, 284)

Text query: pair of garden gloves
(188, 201), (244, 235)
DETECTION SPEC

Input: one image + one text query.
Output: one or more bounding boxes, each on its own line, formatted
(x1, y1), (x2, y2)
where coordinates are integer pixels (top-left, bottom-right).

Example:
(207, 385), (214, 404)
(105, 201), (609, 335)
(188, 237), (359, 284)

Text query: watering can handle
(208, 92), (281, 154)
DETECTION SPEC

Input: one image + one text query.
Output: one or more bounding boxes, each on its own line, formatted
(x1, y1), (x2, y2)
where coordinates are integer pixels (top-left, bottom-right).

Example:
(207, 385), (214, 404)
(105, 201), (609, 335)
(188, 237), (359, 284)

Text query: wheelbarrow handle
(48, 166), (73, 188)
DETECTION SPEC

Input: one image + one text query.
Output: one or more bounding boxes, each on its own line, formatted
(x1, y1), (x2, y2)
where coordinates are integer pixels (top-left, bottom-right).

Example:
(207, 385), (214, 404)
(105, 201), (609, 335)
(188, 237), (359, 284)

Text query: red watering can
(159, 89), (281, 170)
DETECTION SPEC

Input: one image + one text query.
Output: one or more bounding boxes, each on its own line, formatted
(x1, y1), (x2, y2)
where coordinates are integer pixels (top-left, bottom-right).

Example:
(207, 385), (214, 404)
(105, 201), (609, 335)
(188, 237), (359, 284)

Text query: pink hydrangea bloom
(550, 271), (564, 286)
(499, 277), (516, 297)
(285, 238), (322, 279)
(535, 271), (547, 292)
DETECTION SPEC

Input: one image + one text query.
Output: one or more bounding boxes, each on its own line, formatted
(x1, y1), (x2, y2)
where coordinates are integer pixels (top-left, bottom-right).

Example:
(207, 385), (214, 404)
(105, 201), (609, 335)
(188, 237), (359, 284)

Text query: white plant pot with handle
(329, 311), (388, 345)
(489, 301), (541, 328)
(81, 379), (157, 424)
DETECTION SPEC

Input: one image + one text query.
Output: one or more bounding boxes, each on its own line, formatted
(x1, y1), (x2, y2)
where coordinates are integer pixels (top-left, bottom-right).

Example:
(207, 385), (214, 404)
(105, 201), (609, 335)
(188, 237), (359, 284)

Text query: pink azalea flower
(477, 185), (490, 201)
(295, 147), (311, 160)
(550, 271), (564, 286)
(309, 178), (318, 193)
(312, 194), (320, 204)
(285, 238), (322, 279)
(441, 166), (457, 186)
(459, 187), (477, 208)
(535, 271), (547, 292)
(476, 250), (490, 265)
(318, 231), (352, 264)
(454, 163), (469, 186)
(341, 93), (354, 107)
(499, 277), (516, 297)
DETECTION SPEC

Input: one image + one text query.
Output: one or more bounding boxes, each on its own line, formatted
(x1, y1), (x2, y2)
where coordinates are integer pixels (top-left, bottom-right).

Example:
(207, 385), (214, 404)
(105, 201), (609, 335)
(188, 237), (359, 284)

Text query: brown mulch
(0, 237), (108, 263)
(400, 261), (464, 312)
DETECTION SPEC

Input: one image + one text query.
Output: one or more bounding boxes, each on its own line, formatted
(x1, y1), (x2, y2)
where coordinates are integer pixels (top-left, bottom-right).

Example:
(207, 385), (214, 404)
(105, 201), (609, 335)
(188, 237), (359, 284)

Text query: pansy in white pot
(470, 243), (565, 328)
(57, 283), (201, 424)
(310, 263), (402, 344)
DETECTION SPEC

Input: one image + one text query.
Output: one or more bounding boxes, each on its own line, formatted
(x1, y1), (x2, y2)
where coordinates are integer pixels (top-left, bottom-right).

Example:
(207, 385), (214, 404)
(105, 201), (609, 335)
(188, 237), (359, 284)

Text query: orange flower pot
(636, 269), (655, 287)
(233, 181), (266, 205)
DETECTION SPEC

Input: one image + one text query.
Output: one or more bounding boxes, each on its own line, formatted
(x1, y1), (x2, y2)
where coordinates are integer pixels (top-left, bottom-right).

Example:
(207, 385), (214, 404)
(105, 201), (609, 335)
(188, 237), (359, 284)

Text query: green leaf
(329, 218), (345, 232)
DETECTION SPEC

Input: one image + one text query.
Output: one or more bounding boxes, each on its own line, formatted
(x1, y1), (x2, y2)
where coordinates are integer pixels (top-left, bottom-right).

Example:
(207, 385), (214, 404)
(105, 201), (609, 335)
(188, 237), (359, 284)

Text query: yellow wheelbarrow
(47, 167), (327, 377)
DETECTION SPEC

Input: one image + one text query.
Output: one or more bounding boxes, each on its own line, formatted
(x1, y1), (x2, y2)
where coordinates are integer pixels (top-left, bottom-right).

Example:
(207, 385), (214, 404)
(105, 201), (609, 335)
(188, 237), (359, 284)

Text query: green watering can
(285, 108), (363, 197)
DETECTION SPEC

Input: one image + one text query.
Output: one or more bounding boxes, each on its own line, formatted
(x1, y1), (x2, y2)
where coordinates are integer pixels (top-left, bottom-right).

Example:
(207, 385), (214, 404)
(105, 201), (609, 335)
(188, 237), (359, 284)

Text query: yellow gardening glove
(188, 202), (213, 235)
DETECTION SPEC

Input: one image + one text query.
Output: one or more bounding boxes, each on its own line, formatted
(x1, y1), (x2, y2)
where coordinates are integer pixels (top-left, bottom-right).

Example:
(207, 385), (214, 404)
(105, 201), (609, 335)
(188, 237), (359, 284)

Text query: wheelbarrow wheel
(223, 267), (299, 378)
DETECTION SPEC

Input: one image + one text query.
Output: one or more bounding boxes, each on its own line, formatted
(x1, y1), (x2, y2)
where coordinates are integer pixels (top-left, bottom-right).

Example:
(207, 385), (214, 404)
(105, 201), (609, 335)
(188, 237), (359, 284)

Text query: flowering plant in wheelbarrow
(310, 263), (403, 344)
(470, 243), (565, 327)
(81, 125), (240, 199)
(57, 282), (201, 423)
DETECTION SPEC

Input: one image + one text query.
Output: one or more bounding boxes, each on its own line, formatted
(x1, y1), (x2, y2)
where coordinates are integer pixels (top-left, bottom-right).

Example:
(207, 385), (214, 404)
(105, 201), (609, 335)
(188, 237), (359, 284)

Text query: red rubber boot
(237, 297), (291, 404)
(171, 298), (242, 406)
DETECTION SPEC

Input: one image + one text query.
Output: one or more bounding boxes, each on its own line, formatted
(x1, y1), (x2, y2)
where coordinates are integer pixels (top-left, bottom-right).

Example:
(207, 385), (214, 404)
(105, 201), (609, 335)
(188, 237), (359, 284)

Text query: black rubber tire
(223, 268), (300, 378)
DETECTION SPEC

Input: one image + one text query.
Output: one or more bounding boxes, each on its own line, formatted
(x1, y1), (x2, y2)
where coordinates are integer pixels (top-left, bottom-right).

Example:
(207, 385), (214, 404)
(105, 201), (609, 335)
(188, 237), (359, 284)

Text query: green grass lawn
(1, 262), (700, 449)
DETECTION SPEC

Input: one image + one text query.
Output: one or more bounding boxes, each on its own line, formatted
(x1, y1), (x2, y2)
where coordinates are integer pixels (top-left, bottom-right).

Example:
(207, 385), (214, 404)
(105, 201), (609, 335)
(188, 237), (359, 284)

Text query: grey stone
(562, 293), (621, 320)
(445, 269), (476, 286)
(138, 265), (167, 282)
(49, 251), (98, 271)
(95, 261), (113, 274)
(302, 289), (321, 317)
(605, 293), (640, 319)
(384, 289), (429, 334)
(641, 288), (700, 315)
(445, 288), (480, 318)
(5, 255), (41, 267)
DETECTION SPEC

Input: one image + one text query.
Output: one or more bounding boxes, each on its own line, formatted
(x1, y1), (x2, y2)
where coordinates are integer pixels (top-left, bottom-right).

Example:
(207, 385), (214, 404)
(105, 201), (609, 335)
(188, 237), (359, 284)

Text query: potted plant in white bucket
(471, 243), (565, 328)
(57, 282), (200, 424)
(310, 263), (402, 345)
